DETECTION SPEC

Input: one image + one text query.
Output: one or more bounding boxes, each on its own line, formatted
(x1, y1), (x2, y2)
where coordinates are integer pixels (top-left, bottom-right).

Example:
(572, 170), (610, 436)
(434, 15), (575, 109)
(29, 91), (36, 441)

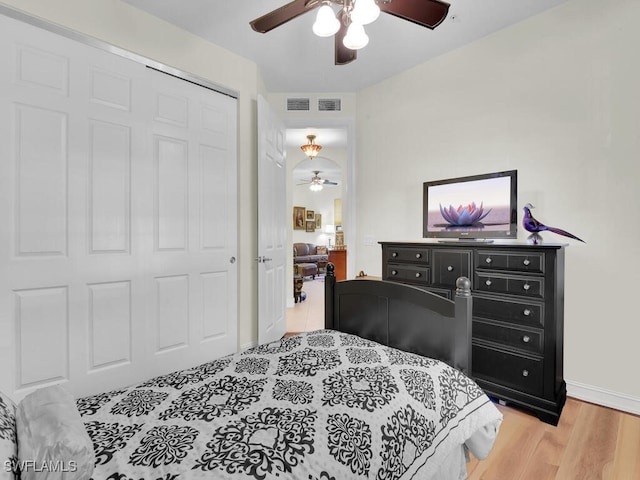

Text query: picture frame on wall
(306, 210), (315, 221)
(293, 206), (305, 230)
(315, 213), (322, 229)
(306, 220), (315, 232)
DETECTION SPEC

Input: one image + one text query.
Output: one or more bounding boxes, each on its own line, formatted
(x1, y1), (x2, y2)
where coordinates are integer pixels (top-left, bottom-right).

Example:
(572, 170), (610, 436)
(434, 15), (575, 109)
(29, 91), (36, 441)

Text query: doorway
(285, 125), (351, 332)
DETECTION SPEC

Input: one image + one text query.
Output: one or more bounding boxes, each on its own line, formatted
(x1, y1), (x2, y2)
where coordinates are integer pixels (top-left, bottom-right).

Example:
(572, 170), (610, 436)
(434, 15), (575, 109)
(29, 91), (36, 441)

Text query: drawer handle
(392, 252), (398, 257)
(391, 270), (398, 276)
(485, 257), (492, 264)
(522, 335), (531, 343)
(523, 308), (531, 316)
(447, 265), (454, 272)
(415, 253), (422, 259)
(485, 279), (492, 286)
(522, 369), (529, 377)
(415, 272), (421, 278)
(523, 259), (531, 266)
(523, 283), (531, 291)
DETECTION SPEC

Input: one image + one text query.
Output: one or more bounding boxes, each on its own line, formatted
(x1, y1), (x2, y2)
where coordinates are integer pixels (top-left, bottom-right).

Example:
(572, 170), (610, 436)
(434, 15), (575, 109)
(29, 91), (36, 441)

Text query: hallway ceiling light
(301, 134), (322, 159)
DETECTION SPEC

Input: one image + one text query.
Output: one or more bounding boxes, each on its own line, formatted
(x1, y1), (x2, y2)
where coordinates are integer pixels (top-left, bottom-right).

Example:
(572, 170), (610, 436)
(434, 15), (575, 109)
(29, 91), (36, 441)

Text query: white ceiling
(123, 0), (569, 93)
(286, 127), (348, 149)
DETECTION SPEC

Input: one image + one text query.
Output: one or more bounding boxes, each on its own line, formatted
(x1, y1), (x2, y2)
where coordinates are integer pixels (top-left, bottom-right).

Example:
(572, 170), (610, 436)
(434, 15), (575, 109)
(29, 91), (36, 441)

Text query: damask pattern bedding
(77, 330), (502, 480)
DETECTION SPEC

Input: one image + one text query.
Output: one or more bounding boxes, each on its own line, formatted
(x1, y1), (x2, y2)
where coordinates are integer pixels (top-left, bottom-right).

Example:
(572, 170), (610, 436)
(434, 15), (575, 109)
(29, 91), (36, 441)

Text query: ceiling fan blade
(335, 15), (357, 65)
(379, 0), (450, 29)
(250, 0), (319, 33)
(322, 180), (338, 185)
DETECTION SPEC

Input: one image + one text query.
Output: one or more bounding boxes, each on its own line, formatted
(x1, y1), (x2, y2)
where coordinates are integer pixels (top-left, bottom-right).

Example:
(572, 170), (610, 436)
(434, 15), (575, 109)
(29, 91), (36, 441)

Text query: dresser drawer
(475, 273), (544, 299)
(476, 251), (544, 274)
(474, 296), (543, 328)
(472, 345), (543, 397)
(473, 320), (543, 355)
(432, 250), (471, 287)
(385, 264), (430, 285)
(384, 246), (430, 265)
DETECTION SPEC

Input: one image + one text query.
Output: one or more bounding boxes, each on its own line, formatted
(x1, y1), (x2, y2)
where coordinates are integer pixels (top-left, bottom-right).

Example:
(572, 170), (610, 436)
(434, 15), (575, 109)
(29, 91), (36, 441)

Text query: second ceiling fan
(298, 171), (339, 191)
(250, 0), (450, 65)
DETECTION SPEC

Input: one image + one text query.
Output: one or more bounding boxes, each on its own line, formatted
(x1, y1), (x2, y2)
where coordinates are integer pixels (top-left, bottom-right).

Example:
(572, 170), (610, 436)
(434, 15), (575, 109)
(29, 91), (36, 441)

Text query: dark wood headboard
(324, 264), (473, 374)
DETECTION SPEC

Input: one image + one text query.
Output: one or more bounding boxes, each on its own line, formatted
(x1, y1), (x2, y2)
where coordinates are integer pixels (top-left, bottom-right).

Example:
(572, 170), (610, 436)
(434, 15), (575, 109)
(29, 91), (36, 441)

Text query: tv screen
(423, 170), (517, 240)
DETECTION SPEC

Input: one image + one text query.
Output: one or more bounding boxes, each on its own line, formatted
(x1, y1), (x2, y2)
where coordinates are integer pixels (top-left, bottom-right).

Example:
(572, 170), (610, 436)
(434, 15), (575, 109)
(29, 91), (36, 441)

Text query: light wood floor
(467, 398), (640, 480)
(286, 275), (326, 333)
(286, 277), (640, 480)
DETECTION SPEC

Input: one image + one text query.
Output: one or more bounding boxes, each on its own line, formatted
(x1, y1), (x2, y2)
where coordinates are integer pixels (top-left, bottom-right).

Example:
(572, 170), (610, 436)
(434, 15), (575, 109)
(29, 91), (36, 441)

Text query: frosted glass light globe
(351, 0), (380, 25)
(313, 5), (340, 37)
(343, 22), (369, 50)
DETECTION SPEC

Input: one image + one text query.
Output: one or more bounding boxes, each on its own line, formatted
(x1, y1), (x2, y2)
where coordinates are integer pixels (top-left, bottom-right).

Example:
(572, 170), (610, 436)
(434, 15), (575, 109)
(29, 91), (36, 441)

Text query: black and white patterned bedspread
(78, 330), (502, 480)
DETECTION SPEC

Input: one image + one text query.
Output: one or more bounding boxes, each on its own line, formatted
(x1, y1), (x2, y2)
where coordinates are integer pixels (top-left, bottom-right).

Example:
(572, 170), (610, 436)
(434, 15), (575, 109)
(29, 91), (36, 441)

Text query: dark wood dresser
(380, 241), (566, 425)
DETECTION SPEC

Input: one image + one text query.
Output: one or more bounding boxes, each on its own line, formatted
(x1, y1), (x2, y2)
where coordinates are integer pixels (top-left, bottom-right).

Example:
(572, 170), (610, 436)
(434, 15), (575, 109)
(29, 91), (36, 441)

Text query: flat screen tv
(423, 170), (517, 240)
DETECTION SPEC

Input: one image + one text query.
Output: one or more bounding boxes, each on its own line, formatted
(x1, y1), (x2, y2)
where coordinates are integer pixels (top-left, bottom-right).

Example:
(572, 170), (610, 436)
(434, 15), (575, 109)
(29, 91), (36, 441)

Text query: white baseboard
(240, 341), (257, 351)
(566, 380), (640, 416)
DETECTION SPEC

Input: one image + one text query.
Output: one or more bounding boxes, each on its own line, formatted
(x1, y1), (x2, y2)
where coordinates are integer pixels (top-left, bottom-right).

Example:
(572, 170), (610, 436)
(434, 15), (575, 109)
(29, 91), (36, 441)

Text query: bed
(1, 264), (502, 480)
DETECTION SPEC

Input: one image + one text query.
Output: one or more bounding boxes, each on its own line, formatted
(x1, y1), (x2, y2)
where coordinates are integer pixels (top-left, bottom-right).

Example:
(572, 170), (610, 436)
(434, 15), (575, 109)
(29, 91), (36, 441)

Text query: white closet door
(0, 14), (237, 400)
(146, 69), (237, 377)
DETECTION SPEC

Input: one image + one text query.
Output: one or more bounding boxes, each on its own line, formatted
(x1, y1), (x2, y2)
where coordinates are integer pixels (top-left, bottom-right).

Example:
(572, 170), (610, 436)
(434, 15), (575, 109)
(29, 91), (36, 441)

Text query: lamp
(313, 4), (340, 37)
(309, 177), (324, 191)
(324, 224), (335, 246)
(311, 0), (380, 51)
(301, 134), (322, 159)
(350, 0), (380, 25)
(343, 21), (369, 50)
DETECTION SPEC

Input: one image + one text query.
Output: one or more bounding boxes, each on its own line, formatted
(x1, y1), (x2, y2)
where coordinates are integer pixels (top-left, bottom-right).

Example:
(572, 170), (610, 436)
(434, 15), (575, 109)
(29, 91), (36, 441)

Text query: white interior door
(0, 14), (237, 400)
(145, 69), (238, 377)
(257, 95), (287, 344)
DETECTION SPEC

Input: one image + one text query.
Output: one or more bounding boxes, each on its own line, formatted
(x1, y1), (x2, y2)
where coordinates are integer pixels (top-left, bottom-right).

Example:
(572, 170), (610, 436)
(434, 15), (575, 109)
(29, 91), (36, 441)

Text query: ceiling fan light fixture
(313, 4), (340, 37)
(309, 182), (323, 192)
(301, 134), (322, 159)
(343, 22), (369, 50)
(350, 0), (380, 26)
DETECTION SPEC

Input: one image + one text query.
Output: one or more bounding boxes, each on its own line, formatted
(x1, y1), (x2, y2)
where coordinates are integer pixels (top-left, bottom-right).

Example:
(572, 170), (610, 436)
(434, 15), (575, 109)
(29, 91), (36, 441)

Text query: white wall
(0, 0), (263, 349)
(356, 0), (640, 404)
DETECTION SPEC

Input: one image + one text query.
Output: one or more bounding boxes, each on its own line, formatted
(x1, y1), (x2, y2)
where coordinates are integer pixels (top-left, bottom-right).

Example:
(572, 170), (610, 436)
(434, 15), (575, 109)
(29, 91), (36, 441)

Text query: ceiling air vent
(287, 97), (310, 111)
(318, 98), (342, 112)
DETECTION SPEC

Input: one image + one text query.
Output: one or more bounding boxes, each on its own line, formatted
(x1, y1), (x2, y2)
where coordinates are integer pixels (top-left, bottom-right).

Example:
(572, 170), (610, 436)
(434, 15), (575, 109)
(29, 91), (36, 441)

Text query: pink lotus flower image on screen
(439, 202), (492, 226)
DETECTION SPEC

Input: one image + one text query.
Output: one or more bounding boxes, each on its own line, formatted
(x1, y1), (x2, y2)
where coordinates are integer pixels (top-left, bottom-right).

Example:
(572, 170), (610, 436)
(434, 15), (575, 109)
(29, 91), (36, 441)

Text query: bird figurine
(522, 203), (585, 244)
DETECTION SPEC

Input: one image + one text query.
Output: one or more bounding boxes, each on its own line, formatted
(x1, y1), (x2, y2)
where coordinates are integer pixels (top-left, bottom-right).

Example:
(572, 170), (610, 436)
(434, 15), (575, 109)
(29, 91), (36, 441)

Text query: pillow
(0, 391), (18, 480)
(16, 385), (95, 480)
(316, 246), (328, 255)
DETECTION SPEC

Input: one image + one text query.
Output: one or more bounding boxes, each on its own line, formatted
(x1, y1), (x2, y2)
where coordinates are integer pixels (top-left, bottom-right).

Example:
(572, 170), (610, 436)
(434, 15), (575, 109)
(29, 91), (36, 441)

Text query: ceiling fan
(250, 0), (450, 65)
(298, 171), (339, 191)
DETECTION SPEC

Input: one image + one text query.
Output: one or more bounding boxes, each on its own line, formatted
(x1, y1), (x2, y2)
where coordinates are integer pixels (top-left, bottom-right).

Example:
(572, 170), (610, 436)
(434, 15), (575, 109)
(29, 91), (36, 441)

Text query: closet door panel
(0, 13), (238, 400)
